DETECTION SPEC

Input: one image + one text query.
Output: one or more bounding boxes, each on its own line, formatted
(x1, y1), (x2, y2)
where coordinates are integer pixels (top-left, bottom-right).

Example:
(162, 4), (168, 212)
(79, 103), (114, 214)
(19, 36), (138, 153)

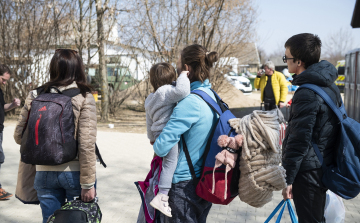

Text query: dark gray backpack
(20, 87), (80, 165)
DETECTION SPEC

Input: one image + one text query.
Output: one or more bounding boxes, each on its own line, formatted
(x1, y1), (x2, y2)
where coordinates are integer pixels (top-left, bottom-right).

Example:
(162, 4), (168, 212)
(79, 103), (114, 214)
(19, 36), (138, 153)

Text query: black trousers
(0, 132), (3, 188)
(263, 98), (277, 111)
(292, 168), (327, 223)
(160, 179), (212, 223)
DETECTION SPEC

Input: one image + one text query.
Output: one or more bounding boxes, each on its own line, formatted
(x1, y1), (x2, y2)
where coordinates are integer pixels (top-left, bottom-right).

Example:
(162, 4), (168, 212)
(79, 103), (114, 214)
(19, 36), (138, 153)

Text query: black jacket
(282, 60), (341, 185)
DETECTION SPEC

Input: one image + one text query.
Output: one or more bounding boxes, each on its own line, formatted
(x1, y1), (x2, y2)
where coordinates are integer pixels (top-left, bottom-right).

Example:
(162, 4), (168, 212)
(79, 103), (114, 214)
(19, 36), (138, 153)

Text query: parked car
(224, 71), (252, 94)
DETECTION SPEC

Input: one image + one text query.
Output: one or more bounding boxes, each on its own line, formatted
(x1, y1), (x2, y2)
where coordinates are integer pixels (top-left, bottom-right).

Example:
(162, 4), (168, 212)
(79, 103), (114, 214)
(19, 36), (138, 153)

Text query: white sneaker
(150, 193), (172, 217)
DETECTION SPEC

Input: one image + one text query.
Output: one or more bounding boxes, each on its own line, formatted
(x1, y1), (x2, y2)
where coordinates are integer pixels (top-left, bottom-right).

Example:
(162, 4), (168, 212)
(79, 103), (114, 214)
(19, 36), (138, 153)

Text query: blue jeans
(34, 171), (82, 223)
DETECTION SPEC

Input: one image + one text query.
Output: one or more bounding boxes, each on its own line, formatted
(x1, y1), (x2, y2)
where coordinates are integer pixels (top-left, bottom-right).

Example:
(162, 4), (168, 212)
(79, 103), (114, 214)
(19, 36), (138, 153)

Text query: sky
(255, 0), (360, 55)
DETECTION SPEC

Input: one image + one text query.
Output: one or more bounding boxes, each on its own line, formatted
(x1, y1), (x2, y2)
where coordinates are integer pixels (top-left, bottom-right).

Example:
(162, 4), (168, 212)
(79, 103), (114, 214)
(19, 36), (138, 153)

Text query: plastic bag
(324, 190), (345, 223)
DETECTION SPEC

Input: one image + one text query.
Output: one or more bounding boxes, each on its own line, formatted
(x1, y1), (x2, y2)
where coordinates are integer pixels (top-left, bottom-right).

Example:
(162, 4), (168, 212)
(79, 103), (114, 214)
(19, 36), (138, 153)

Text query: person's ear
(185, 64), (190, 71)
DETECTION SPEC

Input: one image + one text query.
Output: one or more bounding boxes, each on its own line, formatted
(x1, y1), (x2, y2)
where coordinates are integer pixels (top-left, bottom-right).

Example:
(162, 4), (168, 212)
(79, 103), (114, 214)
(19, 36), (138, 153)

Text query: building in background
(237, 43), (261, 73)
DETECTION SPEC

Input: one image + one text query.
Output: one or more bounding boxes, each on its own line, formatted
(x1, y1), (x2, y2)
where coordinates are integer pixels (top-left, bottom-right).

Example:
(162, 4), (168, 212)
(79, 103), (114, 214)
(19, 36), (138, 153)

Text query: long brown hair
(181, 44), (218, 83)
(39, 49), (92, 97)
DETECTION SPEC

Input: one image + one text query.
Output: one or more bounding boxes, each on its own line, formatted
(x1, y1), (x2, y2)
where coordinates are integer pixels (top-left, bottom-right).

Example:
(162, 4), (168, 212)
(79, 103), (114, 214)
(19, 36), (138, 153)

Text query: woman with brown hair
(13, 49), (97, 223)
(153, 44), (219, 222)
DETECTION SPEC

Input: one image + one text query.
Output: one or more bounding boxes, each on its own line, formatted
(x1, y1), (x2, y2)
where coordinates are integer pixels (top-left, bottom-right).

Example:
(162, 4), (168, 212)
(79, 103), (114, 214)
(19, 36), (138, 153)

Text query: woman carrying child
(153, 44), (219, 222)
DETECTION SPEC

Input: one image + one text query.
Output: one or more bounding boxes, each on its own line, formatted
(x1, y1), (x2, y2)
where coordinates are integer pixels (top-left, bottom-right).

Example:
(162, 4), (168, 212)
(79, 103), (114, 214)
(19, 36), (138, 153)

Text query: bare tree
(70, 0), (115, 69)
(0, 0), (257, 118)
(119, 0), (257, 102)
(65, 0), (127, 119)
(95, 0), (109, 122)
(323, 28), (354, 65)
(257, 46), (267, 65)
(86, 0), (95, 75)
(0, 0), (123, 120)
(0, 0), (68, 115)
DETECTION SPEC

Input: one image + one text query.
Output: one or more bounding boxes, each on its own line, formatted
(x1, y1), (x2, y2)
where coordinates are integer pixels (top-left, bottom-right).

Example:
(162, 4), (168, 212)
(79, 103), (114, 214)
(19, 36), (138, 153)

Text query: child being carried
(145, 62), (190, 218)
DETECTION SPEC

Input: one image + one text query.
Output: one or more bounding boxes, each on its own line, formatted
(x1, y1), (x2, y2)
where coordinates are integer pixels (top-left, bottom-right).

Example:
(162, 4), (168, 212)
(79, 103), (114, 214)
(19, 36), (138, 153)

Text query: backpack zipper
(35, 114), (42, 145)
